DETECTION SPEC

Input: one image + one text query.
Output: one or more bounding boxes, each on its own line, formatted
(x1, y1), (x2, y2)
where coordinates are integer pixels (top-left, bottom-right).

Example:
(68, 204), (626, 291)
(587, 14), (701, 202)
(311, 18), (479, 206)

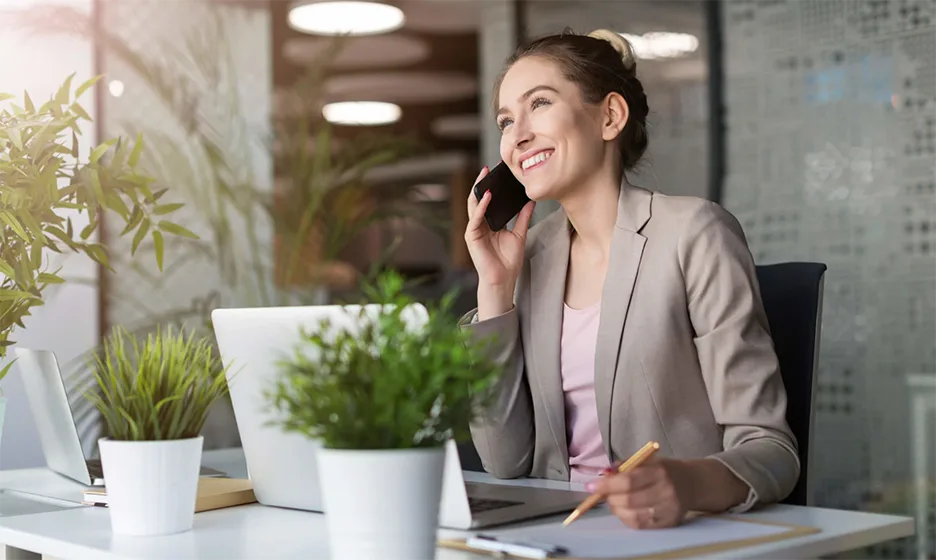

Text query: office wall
(98, 0), (272, 449)
(523, 0), (711, 201)
(720, 1), (935, 557)
(0, 0), (99, 470)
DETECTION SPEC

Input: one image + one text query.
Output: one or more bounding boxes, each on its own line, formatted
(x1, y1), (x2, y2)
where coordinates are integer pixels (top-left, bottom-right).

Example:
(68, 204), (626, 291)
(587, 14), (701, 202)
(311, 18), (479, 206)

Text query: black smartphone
(473, 162), (531, 231)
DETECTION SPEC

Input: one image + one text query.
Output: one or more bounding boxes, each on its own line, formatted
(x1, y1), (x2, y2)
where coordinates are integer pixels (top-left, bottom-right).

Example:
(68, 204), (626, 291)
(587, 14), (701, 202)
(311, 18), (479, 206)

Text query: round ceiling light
(288, 1), (405, 36)
(322, 101), (401, 126)
(619, 32), (699, 60)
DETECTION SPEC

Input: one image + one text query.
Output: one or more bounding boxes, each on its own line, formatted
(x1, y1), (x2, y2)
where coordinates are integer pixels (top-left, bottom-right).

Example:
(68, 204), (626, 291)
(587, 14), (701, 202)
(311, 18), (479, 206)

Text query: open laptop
(14, 348), (226, 487)
(211, 304), (588, 530)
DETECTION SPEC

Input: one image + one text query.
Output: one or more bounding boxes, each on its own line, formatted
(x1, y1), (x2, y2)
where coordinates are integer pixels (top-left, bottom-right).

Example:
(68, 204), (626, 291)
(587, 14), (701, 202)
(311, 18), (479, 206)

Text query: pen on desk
(562, 440), (660, 527)
(467, 534), (567, 559)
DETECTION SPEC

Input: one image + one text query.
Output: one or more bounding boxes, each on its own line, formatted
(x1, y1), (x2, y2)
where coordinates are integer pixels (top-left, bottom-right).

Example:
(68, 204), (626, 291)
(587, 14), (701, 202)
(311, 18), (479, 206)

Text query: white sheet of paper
(487, 514), (790, 559)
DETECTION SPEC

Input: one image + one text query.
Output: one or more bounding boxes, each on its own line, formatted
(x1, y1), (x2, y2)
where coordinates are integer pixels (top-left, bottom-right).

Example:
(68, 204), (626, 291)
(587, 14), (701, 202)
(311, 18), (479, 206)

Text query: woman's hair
(494, 28), (650, 171)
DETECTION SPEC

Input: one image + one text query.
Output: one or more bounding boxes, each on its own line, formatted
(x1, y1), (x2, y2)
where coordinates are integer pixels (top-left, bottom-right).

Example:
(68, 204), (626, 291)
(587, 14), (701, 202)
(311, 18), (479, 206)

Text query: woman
(461, 29), (799, 529)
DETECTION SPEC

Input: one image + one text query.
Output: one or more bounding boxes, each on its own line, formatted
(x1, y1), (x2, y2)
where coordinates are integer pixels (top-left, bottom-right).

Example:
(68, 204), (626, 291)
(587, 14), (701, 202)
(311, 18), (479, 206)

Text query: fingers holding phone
(463, 163), (535, 311)
(466, 165), (489, 221)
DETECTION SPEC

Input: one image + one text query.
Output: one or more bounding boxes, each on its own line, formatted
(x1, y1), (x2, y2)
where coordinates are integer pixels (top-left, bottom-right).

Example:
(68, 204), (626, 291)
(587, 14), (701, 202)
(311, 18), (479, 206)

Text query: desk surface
(0, 448), (915, 560)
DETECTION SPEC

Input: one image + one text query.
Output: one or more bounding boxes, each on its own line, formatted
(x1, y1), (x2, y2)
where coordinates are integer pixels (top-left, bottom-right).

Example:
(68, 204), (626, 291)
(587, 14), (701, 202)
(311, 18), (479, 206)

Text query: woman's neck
(559, 167), (622, 253)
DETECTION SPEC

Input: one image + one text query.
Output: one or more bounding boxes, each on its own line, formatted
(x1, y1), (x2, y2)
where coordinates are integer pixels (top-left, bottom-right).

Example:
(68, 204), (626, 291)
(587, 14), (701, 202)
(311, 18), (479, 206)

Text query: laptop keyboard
(468, 497), (523, 513)
(86, 459), (104, 479)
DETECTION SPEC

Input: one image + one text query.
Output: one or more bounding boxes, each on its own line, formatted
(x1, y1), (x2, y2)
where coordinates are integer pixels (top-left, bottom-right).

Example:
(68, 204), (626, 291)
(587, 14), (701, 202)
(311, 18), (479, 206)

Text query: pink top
(560, 300), (610, 482)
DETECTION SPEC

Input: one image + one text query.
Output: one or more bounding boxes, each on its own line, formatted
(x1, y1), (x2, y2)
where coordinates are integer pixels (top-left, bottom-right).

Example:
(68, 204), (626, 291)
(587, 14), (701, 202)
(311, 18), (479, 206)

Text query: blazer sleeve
(459, 306), (535, 479)
(678, 201), (800, 512)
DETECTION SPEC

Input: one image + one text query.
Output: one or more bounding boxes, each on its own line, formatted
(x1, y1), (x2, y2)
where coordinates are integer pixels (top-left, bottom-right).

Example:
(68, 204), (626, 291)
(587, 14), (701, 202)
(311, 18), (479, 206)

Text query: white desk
(0, 448), (915, 560)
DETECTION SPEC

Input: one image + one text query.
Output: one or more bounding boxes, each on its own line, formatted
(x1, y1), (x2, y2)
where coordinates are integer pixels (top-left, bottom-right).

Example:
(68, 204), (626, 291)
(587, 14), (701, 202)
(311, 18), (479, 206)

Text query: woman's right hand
(465, 166), (536, 319)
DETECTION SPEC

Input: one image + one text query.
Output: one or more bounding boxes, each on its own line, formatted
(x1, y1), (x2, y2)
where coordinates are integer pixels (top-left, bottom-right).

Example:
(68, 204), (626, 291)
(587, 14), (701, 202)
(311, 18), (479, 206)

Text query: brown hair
(493, 28), (650, 171)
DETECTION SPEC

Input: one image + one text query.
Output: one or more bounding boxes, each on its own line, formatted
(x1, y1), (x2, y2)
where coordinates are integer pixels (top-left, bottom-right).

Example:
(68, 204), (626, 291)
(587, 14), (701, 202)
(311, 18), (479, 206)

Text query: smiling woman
(460, 28), (800, 532)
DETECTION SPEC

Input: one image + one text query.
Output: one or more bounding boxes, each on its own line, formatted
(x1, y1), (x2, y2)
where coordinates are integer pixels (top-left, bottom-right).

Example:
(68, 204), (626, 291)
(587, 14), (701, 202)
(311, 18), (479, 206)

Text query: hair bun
(587, 29), (637, 72)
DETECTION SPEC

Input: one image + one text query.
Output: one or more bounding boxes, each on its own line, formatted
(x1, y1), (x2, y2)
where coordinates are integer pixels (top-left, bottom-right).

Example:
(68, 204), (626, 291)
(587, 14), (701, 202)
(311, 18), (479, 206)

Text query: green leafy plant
(85, 325), (232, 441)
(0, 76), (192, 383)
(267, 270), (503, 450)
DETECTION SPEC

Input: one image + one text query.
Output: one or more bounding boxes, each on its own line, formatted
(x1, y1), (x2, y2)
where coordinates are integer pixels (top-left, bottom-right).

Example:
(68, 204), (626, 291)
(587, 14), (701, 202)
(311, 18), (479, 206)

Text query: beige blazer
(461, 181), (799, 512)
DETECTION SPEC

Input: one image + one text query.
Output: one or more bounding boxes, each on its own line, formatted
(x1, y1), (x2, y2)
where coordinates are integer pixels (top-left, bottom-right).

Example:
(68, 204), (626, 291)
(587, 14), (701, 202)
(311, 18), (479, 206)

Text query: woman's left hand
(586, 456), (694, 529)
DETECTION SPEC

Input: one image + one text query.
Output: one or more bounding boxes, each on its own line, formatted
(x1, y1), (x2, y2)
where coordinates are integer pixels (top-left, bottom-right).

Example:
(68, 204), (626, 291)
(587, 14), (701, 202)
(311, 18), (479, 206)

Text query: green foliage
(85, 325), (232, 441)
(0, 76), (190, 381)
(267, 271), (503, 450)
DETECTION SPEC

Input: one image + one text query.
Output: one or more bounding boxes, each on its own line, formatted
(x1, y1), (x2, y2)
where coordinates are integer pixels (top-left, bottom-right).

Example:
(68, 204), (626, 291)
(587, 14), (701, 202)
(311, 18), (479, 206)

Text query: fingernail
(601, 467), (615, 476)
(586, 482), (596, 492)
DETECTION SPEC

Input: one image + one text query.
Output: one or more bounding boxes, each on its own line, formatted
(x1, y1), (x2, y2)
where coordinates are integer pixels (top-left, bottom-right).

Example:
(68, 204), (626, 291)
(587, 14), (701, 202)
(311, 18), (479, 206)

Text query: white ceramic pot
(98, 436), (203, 536)
(318, 446), (446, 560)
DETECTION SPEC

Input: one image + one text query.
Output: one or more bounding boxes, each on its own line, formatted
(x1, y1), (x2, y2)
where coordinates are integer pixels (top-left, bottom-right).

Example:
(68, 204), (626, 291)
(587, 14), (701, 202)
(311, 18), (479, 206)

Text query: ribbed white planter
(98, 436), (203, 536)
(318, 446), (446, 560)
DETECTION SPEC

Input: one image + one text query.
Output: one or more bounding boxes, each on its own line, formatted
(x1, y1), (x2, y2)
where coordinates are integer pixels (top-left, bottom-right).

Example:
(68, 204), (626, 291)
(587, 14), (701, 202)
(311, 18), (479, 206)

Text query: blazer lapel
(529, 220), (571, 465)
(594, 183), (652, 457)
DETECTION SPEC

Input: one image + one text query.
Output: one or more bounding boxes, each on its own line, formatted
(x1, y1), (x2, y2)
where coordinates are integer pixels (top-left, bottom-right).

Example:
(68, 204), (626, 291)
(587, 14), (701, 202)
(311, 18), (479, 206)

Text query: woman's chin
(522, 182), (556, 202)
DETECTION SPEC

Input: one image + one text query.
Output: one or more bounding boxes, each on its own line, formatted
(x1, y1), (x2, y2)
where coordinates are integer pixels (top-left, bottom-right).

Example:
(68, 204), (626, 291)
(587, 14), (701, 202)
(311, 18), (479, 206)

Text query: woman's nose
(513, 118), (534, 148)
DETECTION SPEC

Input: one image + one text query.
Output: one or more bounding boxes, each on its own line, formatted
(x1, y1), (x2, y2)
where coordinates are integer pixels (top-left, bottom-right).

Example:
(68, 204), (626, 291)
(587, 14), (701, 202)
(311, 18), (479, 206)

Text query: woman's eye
(531, 96), (551, 110)
(497, 117), (513, 131)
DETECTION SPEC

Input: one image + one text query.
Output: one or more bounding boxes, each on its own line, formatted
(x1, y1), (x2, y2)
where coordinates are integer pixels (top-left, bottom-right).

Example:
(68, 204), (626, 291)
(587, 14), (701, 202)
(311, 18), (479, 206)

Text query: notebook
(441, 512), (820, 559)
(82, 477), (257, 513)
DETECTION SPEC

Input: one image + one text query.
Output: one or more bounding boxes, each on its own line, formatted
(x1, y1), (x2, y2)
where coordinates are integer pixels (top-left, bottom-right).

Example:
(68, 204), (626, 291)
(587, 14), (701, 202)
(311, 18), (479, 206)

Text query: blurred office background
(1, 0), (933, 558)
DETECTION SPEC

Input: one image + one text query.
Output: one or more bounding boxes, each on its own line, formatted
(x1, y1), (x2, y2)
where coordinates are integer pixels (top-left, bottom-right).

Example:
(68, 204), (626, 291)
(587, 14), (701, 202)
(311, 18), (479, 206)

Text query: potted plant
(85, 325), (232, 536)
(0, 76), (190, 452)
(267, 270), (502, 560)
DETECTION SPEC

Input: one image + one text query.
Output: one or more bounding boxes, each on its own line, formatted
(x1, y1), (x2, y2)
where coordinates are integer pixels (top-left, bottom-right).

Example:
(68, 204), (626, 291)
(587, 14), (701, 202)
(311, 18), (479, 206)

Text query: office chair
(455, 262), (827, 505)
(754, 261), (826, 506)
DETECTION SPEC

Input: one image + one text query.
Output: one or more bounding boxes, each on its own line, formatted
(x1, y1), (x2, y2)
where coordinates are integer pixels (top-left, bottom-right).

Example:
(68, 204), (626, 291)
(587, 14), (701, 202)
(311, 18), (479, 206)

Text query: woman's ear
(601, 92), (629, 142)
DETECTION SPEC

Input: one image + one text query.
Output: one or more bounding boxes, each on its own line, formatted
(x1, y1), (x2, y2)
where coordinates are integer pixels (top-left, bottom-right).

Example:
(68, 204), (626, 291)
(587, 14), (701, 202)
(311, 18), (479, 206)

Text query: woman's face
(497, 56), (608, 202)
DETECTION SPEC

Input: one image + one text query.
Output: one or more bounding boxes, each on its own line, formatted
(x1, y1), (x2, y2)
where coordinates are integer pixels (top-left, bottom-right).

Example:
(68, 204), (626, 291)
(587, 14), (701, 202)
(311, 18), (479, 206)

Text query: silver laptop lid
(14, 349), (93, 486)
(211, 303), (430, 512)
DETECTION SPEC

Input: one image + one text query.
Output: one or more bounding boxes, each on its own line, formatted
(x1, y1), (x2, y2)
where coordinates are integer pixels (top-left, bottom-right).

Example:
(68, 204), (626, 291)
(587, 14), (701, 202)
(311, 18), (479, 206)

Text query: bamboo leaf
(7, 127), (22, 151)
(0, 289), (38, 301)
(131, 218), (150, 255)
(152, 203), (184, 215)
(23, 90), (34, 113)
(128, 133), (144, 167)
(88, 168), (105, 203)
(157, 220), (198, 239)
(70, 102), (91, 122)
(74, 75), (102, 100)
(121, 206), (143, 236)
(55, 73), (75, 105)
(37, 272), (65, 284)
(84, 243), (110, 268)
(153, 229), (164, 271)
(0, 212), (29, 242)
(0, 261), (15, 279)
(0, 361), (15, 383)
(89, 142), (111, 164)
(0, 93), (14, 102)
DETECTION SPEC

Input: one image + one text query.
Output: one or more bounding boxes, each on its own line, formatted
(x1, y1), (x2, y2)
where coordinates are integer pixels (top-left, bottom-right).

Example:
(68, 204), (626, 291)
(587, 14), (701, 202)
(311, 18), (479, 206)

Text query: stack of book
(82, 477), (257, 512)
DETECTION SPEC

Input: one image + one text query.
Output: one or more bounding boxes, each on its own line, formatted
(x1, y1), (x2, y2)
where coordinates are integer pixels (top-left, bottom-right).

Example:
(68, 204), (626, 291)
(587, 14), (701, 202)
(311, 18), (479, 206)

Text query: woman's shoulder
(647, 191), (746, 241)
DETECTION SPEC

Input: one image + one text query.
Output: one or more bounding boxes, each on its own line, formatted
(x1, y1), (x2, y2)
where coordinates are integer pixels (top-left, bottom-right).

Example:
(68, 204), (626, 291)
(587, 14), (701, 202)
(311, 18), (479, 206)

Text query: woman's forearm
(681, 458), (751, 513)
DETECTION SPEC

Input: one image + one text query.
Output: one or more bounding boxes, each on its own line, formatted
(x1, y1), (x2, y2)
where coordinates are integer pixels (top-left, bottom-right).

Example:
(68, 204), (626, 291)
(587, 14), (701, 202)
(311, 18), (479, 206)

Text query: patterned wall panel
(721, 1), (936, 557)
(99, 0), (272, 449)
